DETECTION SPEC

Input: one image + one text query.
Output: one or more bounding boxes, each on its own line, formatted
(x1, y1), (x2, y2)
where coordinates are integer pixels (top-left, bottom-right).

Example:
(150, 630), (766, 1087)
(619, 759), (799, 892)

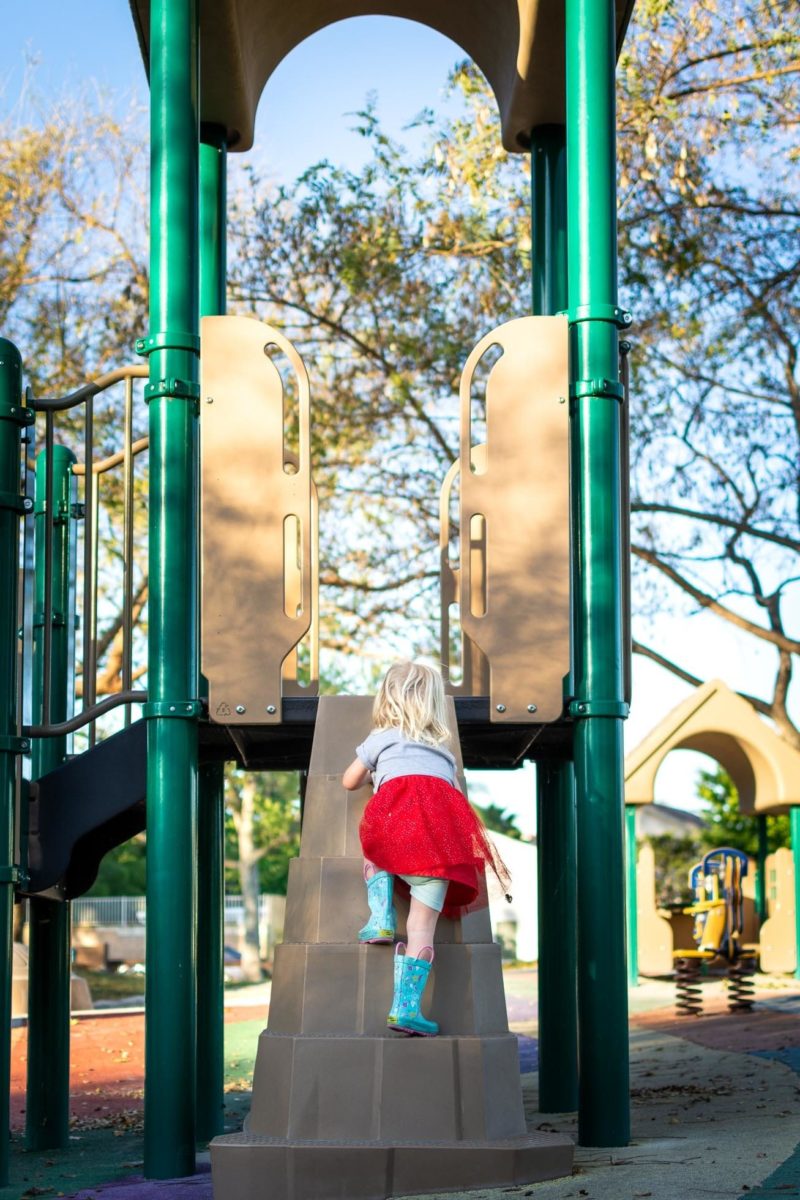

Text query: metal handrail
(24, 366), (150, 747)
(24, 691), (148, 739)
(29, 365), (149, 413)
(72, 436), (149, 477)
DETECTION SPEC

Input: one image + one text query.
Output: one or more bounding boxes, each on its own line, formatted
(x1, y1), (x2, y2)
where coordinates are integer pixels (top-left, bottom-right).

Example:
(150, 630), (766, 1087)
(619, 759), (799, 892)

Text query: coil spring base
(674, 957), (703, 1016)
(727, 960), (756, 1012)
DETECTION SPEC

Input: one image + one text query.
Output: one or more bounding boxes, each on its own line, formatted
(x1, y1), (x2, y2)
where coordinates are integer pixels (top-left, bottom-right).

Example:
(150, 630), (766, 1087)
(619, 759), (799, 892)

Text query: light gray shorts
(399, 874), (448, 913)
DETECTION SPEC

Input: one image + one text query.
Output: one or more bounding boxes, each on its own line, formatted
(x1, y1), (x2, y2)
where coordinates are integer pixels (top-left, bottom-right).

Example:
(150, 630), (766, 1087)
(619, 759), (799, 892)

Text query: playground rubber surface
(5, 972), (800, 1200)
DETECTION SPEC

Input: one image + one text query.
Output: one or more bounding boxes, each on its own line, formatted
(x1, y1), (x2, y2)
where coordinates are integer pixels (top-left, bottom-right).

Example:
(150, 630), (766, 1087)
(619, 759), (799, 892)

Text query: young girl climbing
(342, 661), (510, 1038)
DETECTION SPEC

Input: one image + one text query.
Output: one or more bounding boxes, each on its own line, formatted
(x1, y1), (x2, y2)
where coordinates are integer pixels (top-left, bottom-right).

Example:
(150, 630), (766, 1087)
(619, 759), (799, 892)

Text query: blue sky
(3, 3), (791, 829)
(0, 4), (466, 183)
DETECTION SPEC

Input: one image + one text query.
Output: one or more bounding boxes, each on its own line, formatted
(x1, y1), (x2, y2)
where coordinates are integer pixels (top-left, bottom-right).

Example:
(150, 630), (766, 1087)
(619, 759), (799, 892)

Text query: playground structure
(0, 0), (640, 1192)
(624, 679), (800, 988)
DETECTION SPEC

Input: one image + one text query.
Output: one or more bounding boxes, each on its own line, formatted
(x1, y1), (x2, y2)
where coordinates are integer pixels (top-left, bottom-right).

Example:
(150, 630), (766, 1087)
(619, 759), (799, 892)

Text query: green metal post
(0, 338), (31, 1184)
(792, 808), (800, 981)
(755, 814), (768, 924)
(566, 0), (631, 1146)
(26, 443), (76, 1151)
(144, 0), (200, 1178)
(195, 126), (227, 1143)
(625, 805), (638, 985)
(196, 762), (225, 1140)
(536, 763), (578, 1111)
(532, 126), (568, 317)
(531, 124), (578, 1113)
(199, 127), (227, 319)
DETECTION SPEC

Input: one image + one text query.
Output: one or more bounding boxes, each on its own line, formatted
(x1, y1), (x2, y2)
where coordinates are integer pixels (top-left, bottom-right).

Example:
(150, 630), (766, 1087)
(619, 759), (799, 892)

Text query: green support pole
(195, 125), (228, 1144)
(0, 338), (30, 1184)
(196, 762), (225, 1140)
(755, 814), (768, 924)
(143, 0), (200, 1178)
(792, 808), (800, 981)
(536, 763), (578, 1111)
(625, 805), (638, 985)
(532, 125), (568, 317)
(566, 0), (631, 1147)
(199, 127), (227, 318)
(26, 444), (77, 1151)
(531, 124), (578, 1113)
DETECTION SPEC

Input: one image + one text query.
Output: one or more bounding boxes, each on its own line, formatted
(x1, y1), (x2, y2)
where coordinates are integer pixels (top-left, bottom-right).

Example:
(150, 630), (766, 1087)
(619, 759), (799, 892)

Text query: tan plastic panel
(201, 315), (314, 724)
(635, 842), (673, 977)
(625, 679), (800, 814)
(458, 316), (569, 723)
(759, 848), (796, 974)
(130, 0), (634, 154)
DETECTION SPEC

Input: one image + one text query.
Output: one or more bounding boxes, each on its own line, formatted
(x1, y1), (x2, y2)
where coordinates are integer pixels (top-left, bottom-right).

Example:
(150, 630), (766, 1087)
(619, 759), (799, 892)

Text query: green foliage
(224, 770), (302, 896)
(697, 765), (790, 856)
(88, 835), (146, 896)
(73, 968), (146, 1000)
(647, 833), (702, 905)
(473, 803), (524, 841)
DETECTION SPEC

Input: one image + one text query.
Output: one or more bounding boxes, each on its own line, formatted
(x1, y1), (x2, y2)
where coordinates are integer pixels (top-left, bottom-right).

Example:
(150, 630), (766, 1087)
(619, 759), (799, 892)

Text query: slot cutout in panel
(283, 514), (303, 619)
(264, 341), (300, 476)
(468, 344), (502, 475)
(469, 514), (487, 618)
(447, 602), (464, 687)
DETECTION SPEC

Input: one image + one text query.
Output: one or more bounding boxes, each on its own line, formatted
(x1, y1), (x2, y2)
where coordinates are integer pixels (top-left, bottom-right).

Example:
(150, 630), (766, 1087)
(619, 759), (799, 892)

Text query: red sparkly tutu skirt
(359, 775), (510, 920)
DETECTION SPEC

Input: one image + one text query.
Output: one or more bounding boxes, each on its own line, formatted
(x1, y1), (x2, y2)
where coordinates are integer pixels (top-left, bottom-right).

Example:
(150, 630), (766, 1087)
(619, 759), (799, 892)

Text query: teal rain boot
(388, 944), (439, 1037)
(358, 867), (396, 944)
(386, 942), (406, 1027)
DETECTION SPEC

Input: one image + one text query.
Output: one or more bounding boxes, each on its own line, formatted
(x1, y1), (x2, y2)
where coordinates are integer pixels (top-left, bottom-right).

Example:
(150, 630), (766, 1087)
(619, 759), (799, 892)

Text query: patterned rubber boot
(388, 945), (439, 1037)
(357, 868), (396, 944)
(386, 943), (407, 1027)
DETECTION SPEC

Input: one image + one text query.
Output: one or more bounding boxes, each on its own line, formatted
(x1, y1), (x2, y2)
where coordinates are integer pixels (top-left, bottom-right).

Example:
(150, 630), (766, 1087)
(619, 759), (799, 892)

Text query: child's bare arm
(342, 757), (371, 791)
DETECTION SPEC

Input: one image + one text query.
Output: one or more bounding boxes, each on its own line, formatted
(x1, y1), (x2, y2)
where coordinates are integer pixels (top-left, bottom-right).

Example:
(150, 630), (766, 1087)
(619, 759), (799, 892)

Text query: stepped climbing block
(211, 695), (573, 1198)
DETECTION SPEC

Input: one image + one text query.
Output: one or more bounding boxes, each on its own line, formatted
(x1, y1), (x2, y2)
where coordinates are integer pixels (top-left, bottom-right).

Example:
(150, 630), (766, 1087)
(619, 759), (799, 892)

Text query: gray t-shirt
(355, 728), (457, 790)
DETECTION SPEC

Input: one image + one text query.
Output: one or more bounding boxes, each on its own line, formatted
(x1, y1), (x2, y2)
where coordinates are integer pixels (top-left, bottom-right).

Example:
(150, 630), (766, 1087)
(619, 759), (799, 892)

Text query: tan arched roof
(129, 0), (635, 153)
(624, 679), (800, 816)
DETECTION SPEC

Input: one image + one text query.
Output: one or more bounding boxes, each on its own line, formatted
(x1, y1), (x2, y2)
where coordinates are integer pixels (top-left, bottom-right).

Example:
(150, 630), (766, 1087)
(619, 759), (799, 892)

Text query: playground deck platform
(6, 970), (799, 1200)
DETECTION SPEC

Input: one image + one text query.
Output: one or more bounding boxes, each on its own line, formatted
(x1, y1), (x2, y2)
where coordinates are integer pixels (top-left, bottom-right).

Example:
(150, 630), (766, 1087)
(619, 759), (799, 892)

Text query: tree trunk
(238, 780), (263, 983)
(13, 899), (25, 944)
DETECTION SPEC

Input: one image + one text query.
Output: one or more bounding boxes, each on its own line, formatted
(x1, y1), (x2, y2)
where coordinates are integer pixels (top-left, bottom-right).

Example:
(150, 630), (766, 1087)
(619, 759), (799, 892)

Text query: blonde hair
(373, 661), (450, 747)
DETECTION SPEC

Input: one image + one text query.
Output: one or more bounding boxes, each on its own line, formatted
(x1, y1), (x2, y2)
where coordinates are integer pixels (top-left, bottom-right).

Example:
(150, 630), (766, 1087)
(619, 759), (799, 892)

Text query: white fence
(72, 894), (276, 928)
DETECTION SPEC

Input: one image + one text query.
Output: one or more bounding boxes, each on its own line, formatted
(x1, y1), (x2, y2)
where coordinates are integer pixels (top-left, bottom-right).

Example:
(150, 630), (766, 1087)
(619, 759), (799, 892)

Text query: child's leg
(401, 877), (447, 957)
(406, 896), (440, 959)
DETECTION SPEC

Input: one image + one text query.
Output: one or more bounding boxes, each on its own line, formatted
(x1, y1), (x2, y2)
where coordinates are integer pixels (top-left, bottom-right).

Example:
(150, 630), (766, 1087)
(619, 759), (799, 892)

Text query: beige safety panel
(635, 841), (673, 977)
(458, 316), (570, 723)
(201, 315), (314, 724)
(625, 679), (800, 814)
(130, 0), (634, 155)
(759, 848), (796, 975)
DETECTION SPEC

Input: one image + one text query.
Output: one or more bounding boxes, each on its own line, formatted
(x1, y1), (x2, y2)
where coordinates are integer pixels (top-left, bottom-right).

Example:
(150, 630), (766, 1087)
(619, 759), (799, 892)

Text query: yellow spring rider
(673, 848), (759, 1016)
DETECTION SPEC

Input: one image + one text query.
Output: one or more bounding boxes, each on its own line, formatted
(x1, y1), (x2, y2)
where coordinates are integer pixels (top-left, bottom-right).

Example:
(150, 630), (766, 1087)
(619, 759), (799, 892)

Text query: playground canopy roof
(624, 679), (800, 816)
(129, 0), (636, 153)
